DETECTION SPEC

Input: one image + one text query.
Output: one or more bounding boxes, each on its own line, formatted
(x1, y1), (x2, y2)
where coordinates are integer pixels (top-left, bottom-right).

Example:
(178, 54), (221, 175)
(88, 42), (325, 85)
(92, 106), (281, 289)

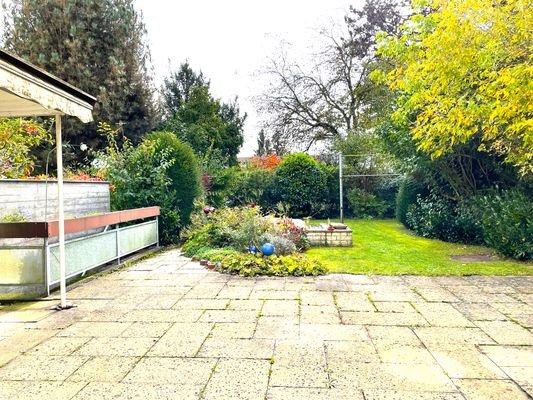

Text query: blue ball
(261, 243), (275, 256)
(249, 245), (257, 253)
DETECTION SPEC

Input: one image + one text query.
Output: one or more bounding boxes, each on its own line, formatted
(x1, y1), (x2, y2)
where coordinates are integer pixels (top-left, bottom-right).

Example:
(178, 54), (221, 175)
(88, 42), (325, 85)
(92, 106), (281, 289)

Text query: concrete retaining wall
(0, 179), (110, 221)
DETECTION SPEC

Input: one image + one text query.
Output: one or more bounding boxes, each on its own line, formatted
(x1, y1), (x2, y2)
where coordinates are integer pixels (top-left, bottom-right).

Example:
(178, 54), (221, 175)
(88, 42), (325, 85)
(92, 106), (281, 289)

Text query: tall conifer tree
(2, 0), (155, 167)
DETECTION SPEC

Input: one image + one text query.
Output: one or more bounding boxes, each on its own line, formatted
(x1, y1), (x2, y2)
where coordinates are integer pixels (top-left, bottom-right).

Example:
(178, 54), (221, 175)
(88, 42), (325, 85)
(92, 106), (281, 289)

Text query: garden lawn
(306, 219), (532, 276)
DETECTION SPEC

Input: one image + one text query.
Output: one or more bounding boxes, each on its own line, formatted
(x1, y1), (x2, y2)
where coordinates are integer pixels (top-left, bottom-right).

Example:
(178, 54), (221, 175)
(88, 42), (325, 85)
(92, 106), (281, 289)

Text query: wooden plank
(0, 222), (48, 238)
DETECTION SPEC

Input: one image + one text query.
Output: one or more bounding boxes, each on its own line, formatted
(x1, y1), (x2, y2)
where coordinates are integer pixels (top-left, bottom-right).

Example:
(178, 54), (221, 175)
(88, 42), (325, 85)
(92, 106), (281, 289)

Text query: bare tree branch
(255, 0), (409, 153)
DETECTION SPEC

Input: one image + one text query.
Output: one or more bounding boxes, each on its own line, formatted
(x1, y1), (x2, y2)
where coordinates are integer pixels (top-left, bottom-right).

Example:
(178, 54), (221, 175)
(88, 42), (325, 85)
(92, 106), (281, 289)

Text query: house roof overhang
(0, 49), (95, 122)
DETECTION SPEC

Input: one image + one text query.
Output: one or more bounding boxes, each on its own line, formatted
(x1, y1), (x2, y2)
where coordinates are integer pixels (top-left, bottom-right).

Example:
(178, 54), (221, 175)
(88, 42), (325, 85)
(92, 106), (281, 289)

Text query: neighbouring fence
(0, 179), (110, 221)
(0, 206), (160, 300)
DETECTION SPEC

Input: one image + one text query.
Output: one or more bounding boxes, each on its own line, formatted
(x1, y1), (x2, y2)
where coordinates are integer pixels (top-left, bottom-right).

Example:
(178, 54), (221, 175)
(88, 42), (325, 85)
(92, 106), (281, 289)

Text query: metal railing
(0, 207), (160, 300)
(46, 219), (158, 290)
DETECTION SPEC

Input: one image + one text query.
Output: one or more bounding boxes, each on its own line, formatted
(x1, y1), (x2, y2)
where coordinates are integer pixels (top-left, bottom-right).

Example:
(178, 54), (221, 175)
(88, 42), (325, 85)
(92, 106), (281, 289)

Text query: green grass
(306, 219), (532, 276)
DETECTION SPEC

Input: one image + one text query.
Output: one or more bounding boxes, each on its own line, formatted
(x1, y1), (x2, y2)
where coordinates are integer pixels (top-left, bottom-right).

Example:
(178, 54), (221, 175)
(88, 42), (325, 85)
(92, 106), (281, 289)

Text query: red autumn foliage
(251, 153), (281, 170)
(26, 171), (105, 182)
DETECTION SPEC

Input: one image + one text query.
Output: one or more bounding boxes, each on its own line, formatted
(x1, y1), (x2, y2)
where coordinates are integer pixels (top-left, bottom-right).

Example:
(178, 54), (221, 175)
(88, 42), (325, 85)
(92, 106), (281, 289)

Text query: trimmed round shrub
(274, 153), (329, 217)
(148, 131), (201, 225)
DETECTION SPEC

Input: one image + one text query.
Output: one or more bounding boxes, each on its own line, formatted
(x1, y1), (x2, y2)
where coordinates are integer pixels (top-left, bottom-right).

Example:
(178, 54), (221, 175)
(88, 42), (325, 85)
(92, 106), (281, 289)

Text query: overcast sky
(135, 0), (359, 156)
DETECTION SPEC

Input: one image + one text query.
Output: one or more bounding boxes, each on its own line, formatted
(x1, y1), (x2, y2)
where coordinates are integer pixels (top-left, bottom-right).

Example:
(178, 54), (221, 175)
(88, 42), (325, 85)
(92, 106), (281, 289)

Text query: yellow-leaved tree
(374, 0), (532, 174)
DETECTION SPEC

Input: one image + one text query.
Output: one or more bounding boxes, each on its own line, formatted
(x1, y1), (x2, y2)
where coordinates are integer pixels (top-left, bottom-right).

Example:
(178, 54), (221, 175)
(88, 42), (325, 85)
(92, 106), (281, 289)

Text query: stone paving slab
(74, 337), (157, 357)
(325, 339), (380, 363)
(255, 316), (299, 339)
(362, 390), (466, 400)
(266, 386), (363, 400)
(330, 361), (456, 392)
(270, 339), (329, 388)
(67, 356), (139, 382)
(203, 358), (270, 399)
(210, 322), (256, 339)
(474, 320), (533, 345)
(29, 336), (90, 355)
(0, 381), (86, 400)
(427, 345), (507, 379)
(72, 382), (200, 400)
(0, 355), (89, 381)
(198, 338), (275, 359)
(479, 345), (533, 367)
(453, 378), (529, 400)
(0, 248), (531, 400)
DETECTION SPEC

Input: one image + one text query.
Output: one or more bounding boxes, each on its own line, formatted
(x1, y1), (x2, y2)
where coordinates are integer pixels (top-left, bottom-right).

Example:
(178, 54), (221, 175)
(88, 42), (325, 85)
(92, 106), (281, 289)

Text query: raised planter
(306, 223), (353, 247)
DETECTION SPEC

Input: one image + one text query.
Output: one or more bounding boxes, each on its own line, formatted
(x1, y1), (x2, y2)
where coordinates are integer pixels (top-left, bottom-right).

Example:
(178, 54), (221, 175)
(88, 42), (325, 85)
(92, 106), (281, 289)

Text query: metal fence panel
(119, 220), (157, 257)
(48, 231), (117, 285)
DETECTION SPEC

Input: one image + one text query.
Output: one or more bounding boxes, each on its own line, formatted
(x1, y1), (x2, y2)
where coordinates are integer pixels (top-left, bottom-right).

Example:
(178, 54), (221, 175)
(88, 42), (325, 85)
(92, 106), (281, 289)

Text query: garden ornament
(261, 243), (275, 256)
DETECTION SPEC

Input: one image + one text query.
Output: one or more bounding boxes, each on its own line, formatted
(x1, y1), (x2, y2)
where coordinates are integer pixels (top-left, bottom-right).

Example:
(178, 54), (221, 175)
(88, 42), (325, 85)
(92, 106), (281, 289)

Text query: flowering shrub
(0, 118), (51, 178)
(182, 206), (309, 255)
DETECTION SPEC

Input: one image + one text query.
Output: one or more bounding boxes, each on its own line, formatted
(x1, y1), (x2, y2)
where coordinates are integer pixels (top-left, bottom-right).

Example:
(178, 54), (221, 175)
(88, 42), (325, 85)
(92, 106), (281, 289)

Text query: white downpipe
(55, 114), (67, 308)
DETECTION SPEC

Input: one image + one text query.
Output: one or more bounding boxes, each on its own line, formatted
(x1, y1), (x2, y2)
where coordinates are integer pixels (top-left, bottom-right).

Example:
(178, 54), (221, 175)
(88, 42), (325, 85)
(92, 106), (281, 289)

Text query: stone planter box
(306, 223), (353, 247)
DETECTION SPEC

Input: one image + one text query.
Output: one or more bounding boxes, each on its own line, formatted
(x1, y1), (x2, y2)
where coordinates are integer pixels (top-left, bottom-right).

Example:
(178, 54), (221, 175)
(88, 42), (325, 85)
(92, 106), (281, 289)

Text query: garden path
(0, 249), (532, 399)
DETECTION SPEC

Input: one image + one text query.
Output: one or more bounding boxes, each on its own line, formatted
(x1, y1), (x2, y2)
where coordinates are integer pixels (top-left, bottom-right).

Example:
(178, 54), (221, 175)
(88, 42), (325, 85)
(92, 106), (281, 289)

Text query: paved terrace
(0, 249), (531, 400)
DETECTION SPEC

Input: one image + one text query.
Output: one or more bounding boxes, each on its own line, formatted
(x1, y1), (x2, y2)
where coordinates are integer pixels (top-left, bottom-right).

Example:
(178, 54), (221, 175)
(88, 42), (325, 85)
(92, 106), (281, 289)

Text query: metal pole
(339, 153), (344, 223)
(55, 114), (67, 309)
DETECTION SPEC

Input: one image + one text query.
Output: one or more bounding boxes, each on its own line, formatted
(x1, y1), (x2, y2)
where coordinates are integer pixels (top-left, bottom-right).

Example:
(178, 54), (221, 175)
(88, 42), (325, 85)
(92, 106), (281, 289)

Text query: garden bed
(181, 206), (327, 277)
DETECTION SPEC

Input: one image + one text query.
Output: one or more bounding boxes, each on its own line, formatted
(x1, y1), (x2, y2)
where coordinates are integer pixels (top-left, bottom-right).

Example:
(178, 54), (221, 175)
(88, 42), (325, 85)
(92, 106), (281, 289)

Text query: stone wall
(306, 227), (353, 247)
(0, 179), (110, 221)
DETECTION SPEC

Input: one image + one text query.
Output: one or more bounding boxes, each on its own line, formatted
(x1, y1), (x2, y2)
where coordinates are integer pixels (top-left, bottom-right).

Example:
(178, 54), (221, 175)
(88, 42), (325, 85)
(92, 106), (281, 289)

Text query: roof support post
(55, 114), (68, 309)
(339, 152), (344, 224)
